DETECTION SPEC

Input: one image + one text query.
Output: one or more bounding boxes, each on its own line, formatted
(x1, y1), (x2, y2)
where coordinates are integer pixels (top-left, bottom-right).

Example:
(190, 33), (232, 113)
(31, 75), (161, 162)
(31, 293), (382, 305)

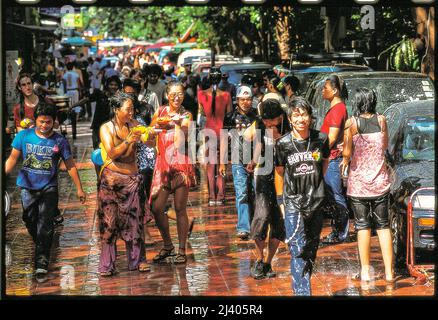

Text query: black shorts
(250, 173), (285, 241)
(349, 193), (390, 231)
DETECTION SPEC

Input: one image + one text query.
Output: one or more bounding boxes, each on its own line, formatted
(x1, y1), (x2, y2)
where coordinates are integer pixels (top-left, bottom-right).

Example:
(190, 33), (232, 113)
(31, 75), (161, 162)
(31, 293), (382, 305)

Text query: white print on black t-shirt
(294, 163), (315, 176)
(287, 151), (314, 165)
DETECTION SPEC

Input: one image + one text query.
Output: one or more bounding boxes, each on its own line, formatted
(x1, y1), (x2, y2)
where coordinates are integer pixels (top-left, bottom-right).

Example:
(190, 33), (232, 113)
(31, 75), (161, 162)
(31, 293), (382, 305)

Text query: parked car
(305, 71), (435, 130)
(274, 63), (372, 95)
(220, 63), (273, 86)
(383, 100), (435, 272)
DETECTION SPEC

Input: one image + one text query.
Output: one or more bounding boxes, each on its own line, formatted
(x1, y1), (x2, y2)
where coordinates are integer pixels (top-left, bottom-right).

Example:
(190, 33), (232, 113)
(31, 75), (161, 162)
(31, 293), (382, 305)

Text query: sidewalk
(4, 120), (434, 296)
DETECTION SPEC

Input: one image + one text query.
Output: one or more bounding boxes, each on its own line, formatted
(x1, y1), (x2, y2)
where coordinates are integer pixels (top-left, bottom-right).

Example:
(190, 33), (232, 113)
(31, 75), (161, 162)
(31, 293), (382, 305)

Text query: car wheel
(389, 206), (406, 271)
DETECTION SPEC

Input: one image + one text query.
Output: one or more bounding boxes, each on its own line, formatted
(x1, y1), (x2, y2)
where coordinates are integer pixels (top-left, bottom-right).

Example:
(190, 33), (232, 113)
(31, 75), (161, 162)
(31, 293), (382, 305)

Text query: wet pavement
(4, 121), (435, 296)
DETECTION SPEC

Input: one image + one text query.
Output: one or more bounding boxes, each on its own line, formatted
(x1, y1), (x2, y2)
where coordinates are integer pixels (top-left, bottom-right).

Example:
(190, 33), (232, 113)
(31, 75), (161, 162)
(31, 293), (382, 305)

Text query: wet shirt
(12, 128), (72, 190)
(320, 102), (348, 160)
(223, 109), (258, 164)
(275, 129), (330, 212)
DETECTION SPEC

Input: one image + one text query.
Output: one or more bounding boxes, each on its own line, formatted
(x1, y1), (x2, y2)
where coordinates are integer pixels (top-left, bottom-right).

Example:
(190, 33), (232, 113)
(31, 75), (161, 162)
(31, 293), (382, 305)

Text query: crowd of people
(6, 51), (397, 295)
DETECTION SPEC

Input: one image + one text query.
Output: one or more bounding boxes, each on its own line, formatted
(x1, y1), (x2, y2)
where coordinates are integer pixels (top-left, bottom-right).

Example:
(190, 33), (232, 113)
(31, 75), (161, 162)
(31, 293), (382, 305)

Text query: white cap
(236, 85), (253, 98)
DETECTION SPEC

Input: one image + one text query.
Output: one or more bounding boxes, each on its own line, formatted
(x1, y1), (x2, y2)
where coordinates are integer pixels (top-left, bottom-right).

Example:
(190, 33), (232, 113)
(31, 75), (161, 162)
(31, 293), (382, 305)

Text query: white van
(177, 49), (211, 67)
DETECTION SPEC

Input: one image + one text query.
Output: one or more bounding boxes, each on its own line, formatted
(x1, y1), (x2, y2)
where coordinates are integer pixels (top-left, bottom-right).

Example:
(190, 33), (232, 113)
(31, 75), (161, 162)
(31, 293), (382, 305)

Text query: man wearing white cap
(221, 86), (258, 240)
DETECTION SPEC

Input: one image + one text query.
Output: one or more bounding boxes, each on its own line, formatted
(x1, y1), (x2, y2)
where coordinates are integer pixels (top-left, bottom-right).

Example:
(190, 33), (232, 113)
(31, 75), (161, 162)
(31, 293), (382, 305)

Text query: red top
(13, 102), (37, 128)
(320, 102), (348, 160)
(13, 96), (53, 129)
(197, 89), (230, 135)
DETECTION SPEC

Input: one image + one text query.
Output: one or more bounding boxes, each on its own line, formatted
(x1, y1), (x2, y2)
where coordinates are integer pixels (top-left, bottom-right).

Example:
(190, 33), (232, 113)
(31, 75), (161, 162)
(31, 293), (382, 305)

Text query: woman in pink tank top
(341, 88), (394, 284)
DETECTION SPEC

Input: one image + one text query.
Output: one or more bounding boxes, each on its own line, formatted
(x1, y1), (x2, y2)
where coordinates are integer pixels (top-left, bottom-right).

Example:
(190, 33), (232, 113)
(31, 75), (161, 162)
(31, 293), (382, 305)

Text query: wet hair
(352, 87), (377, 116)
(148, 64), (163, 76)
(16, 73), (34, 119)
(325, 74), (348, 100)
(259, 99), (291, 134)
(208, 67), (222, 116)
(267, 75), (285, 95)
(109, 91), (135, 119)
(166, 80), (185, 95)
(287, 96), (313, 118)
(200, 76), (211, 90)
(34, 102), (57, 121)
(104, 75), (122, 90)
(123, 78), (141, 94)
(283, 75), (300, 93)
(260, 99), (284, 120)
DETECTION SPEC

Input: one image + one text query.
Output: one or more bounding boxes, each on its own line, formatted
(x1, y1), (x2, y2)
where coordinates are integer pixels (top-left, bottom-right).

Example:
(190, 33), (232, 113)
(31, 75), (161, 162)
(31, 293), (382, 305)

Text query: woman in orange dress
(149, 81), (195, 264)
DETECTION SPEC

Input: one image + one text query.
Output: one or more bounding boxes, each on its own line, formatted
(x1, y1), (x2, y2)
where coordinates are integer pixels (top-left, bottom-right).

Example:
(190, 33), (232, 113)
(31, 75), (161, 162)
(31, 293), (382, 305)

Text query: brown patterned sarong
(98, 168), (146, 244)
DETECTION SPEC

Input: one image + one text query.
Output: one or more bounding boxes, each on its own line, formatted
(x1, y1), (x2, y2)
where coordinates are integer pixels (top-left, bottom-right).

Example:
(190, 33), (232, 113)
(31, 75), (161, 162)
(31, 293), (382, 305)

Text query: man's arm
(327, 126), (341, 149)
(274, 166), (285, 217)
(5, 148), (21, 175)
(64, 157), (86, 203)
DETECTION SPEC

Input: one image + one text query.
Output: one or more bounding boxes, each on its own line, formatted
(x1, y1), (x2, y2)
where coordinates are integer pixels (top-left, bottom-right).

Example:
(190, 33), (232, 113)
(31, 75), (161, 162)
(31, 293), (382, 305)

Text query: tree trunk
(274, 6), (293, 63)
(414, 7), (435, 80)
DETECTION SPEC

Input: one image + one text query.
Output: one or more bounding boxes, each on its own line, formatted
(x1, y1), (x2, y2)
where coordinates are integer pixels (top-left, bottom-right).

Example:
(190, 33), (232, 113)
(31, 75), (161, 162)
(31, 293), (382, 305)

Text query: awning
(6, 22), (57, 34)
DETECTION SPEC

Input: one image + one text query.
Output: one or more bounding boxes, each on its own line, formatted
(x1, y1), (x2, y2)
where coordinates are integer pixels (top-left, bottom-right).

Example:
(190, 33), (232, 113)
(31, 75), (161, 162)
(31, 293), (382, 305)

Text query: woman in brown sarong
(98, 91), (153, 276)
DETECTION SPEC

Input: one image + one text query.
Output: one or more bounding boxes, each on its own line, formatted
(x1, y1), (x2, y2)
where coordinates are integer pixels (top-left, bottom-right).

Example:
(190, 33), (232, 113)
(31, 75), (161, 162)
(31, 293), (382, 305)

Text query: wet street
(4, 121), (434, 297)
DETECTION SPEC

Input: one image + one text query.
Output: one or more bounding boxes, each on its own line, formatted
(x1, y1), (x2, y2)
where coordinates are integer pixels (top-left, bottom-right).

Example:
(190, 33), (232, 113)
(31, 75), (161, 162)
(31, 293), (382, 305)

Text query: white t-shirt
(63, 71), (80, 90)
(139, 89), (160, 112)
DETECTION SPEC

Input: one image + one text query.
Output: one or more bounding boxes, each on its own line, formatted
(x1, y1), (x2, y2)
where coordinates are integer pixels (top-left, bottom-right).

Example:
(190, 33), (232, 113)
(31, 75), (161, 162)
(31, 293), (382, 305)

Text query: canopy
(61, 37), (93, 47)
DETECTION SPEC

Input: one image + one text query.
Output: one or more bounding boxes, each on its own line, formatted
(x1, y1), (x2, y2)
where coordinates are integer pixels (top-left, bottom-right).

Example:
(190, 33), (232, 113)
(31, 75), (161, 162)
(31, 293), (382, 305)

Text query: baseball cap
(236, 85), (253, 98)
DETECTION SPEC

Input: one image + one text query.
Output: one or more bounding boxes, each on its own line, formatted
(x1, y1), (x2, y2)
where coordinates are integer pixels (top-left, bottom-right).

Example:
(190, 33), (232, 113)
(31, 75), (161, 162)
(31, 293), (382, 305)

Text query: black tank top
(357, 114), (381, 134)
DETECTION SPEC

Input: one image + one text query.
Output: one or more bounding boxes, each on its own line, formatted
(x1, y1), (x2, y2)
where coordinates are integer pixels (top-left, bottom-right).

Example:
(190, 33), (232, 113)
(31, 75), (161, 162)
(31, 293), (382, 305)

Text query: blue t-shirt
(12, 128), (72, 190)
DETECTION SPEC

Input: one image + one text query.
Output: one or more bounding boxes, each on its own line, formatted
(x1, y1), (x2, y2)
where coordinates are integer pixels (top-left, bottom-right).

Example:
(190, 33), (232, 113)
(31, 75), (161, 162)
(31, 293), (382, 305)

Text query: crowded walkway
(4, 120), (433, 296)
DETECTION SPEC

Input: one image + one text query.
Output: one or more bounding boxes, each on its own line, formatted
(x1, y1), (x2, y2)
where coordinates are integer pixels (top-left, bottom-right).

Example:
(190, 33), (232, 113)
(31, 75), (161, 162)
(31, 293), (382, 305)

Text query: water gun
(20, 118), (34, 129)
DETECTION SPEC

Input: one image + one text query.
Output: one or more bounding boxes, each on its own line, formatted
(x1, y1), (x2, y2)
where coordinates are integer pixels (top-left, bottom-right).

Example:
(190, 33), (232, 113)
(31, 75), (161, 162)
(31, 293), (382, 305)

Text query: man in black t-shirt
(274, 96), (329, 296)
(221, 86), (258, 239)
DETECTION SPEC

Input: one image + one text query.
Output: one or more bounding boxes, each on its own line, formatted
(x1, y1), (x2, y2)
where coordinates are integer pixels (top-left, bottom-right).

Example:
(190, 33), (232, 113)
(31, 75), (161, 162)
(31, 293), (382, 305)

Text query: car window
(344, 78), (434, 114)
(402, 117), (435, 162)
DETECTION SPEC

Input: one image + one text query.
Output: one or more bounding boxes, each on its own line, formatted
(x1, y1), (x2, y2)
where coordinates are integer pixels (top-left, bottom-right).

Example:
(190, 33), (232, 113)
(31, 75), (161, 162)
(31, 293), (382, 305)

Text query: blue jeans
(21, 186), (59, 269)
(324, 157), (349, 240)
(232, 164), (254, 233)
(284, 207), (323, 296)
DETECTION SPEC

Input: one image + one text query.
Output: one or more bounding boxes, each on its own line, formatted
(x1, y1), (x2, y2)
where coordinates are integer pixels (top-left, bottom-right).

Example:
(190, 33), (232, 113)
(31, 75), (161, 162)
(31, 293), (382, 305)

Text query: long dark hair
(352, 87), (377, 117)
(16, 73), (33, 119)
(109, 91), (135, 120)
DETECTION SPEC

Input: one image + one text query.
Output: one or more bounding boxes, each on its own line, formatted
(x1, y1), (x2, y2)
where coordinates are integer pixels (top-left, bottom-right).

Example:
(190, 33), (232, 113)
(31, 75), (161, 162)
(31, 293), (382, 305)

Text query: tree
(414, 7), (435, 80)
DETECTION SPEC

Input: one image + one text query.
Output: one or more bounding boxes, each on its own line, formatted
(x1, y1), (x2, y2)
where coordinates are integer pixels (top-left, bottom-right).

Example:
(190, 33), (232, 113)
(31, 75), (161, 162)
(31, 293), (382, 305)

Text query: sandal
(152, 246), (175, 263)
(173, 253), (187, 264)
(138, 262), (151, 272)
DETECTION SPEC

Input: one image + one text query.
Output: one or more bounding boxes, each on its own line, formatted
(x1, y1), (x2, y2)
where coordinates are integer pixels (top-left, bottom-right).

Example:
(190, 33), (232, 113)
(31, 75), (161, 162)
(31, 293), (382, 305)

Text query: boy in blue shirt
(5, 103), (86, 280)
